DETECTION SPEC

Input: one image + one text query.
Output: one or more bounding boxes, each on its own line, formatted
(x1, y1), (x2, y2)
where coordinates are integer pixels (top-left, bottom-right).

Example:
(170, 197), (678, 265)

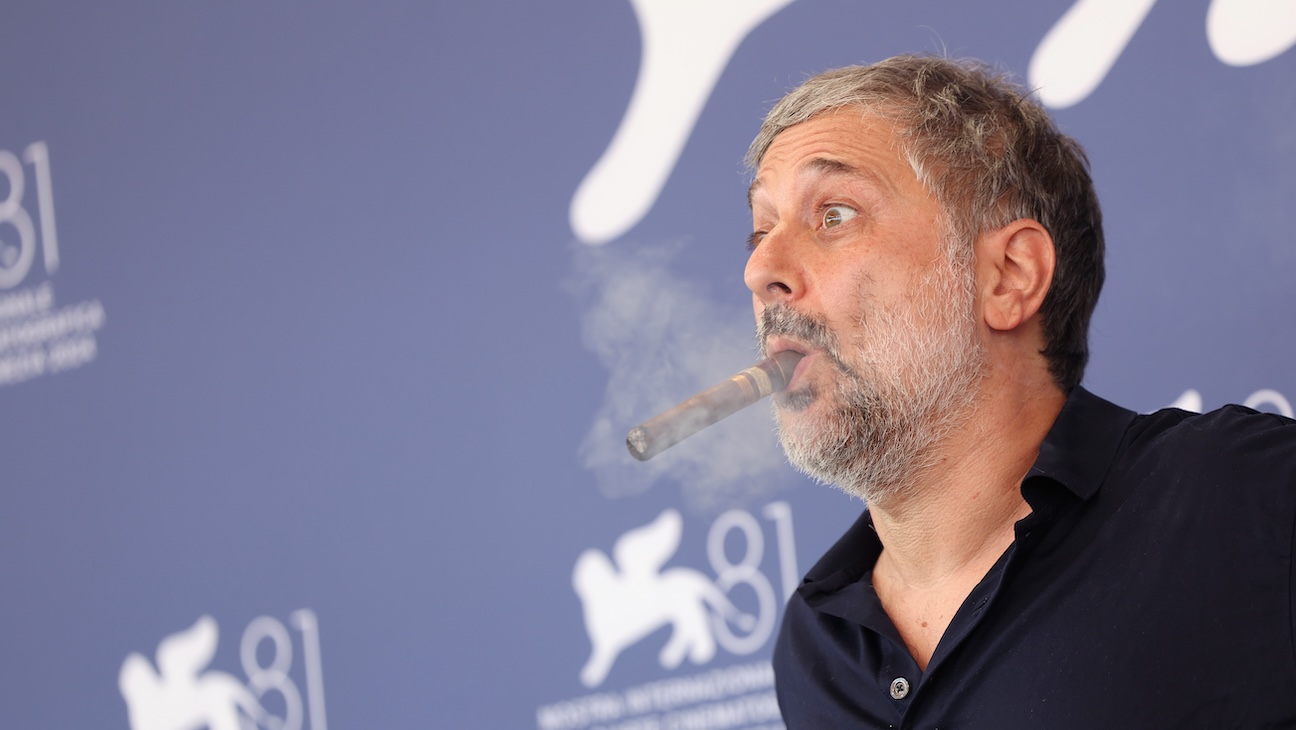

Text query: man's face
(745, 109), (986, 503)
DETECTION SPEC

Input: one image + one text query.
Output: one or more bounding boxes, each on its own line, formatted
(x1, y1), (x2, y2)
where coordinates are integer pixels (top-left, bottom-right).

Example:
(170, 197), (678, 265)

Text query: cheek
(824, 283), (876, 351)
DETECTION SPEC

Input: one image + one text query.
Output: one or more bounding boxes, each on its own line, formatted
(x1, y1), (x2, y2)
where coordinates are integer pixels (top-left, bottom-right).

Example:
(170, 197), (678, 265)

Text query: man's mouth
(762, 338), (813, 387)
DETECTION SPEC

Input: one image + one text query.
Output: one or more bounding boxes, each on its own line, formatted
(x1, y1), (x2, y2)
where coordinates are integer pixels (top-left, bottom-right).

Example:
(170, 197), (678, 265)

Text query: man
(745, 55), (1296, 727)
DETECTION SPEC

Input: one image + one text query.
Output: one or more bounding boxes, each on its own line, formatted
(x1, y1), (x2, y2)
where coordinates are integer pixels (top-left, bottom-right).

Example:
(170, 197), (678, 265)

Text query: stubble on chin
(772, 384), (815, 412)
(755, 267), (985, 506)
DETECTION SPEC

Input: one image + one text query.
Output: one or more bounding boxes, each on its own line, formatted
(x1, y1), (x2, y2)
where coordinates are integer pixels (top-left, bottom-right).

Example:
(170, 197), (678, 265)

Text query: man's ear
(978, 219), (1055, 332)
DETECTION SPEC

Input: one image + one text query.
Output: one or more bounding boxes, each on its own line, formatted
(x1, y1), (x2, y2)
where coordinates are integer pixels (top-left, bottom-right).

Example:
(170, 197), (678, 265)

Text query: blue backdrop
(2, 1), (1292, 727)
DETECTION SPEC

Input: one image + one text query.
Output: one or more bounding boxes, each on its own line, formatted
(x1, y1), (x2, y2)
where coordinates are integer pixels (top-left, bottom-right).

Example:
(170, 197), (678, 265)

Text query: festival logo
(0, 141), (105, 387)
(120, 611), (328, 730)
(573, 509), (755, 688)
(537, 503), (799, 730)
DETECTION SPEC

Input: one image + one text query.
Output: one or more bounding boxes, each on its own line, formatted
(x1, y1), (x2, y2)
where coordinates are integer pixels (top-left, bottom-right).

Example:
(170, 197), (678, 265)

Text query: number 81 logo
(0, 141), (59, 290)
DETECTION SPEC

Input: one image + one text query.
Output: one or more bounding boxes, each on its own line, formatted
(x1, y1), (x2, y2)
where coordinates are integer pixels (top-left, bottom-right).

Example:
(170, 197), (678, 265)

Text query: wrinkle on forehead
(750, 157), (864, 206)
(748, 156), (897, 210)
(748, 114), (909, 209)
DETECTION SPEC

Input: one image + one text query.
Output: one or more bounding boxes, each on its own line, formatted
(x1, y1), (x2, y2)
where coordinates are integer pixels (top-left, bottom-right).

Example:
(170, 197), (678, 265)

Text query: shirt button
(889, 677), (910, 700)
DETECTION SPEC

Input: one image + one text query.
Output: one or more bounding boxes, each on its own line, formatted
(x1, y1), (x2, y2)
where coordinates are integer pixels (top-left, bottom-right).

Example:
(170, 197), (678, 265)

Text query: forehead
(750, 109), (916, 203)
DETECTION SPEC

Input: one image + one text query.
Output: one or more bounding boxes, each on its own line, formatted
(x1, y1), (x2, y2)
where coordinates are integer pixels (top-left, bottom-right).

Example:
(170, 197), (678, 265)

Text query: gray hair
(746, 56), (1104, 390)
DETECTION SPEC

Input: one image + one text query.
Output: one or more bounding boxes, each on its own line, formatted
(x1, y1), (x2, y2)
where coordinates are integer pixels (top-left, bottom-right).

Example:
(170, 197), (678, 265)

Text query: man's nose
(744, 227), (803, 306)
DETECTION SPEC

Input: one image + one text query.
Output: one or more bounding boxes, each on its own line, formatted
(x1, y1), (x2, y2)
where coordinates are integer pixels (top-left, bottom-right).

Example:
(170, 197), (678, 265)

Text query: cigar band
(735, 365), (774, 398)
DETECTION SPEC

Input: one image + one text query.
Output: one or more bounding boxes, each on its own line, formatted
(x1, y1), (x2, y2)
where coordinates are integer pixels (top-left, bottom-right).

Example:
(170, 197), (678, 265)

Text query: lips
(763, 337), (815, 390)
(758, 303), (838, 393)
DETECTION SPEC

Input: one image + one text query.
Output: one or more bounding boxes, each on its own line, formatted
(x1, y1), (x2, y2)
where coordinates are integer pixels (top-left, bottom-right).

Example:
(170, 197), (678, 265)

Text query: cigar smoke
(569, 240), (791, 509)
(626, 350), (802, 460)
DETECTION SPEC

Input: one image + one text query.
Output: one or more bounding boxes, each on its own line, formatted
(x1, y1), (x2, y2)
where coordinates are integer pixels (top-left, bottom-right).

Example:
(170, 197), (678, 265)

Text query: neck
(867, 381), (1064, 584)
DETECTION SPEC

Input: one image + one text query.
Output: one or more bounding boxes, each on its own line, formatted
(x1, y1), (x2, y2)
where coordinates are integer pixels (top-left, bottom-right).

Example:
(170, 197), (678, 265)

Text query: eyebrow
(747, 157), (883, 208)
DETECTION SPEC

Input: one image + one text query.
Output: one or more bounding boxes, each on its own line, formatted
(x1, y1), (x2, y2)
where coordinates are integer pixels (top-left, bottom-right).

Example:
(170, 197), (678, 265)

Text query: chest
(871, 534), (1021, 671)
(778, 511), (1296, 729)
(873, 574), (984, 672)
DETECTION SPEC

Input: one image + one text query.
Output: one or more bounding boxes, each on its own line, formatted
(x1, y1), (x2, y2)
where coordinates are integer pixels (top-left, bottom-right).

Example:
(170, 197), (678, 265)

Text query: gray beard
(757, 267), (985, 506)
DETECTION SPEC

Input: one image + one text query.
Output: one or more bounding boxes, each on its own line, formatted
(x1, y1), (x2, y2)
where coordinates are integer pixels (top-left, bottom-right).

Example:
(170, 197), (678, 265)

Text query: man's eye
(822, 205), (857, 229)
(746, 231), (766, 250)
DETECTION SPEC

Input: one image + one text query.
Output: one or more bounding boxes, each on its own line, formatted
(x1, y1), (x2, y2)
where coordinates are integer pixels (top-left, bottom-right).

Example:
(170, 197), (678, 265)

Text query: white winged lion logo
(119, 615), (270, 730)
(573, 509), (755, 687)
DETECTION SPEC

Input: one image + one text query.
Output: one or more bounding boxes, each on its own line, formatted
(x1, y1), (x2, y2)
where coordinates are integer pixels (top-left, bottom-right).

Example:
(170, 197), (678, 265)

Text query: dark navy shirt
(774, 387), (1296, 728)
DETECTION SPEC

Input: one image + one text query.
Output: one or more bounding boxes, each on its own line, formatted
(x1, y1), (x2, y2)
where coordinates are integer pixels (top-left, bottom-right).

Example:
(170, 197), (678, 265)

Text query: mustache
(757, 304), (856, 377)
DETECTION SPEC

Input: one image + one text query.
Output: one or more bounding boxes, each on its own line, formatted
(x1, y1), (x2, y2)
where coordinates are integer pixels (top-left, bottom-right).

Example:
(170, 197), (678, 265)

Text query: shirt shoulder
(1124, 403), (1296, 477)
(1108, 403), (1296, 543)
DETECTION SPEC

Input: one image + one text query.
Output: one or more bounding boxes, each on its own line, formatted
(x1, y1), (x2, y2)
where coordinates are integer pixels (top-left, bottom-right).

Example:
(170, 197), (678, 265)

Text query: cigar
(626, 350), (804, 461)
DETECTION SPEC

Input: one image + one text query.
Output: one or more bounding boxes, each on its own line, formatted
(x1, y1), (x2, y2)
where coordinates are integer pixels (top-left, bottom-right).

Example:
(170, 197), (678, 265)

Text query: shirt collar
(798, 386), (1137, 600)
(1026, 386), (1136, 501)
